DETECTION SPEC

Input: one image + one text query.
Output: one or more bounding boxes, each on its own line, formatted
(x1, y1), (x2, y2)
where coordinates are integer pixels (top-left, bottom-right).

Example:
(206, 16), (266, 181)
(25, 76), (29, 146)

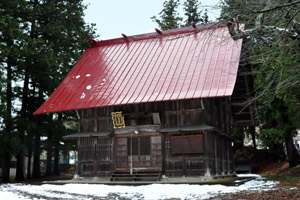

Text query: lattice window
(78, 137), (95, 161)
(96, 137), (112, 161)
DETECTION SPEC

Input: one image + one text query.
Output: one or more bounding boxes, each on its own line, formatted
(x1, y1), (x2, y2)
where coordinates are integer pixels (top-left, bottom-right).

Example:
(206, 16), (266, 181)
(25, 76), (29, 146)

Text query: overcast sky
(83, 0), (221, 40)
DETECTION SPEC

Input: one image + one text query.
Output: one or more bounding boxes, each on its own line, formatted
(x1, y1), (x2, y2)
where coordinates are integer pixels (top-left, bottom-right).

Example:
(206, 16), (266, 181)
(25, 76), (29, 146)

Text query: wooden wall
(76, 97), (234, 177)
(77, 136), (113, 177)
(79, 97), (232, 135)
(204, 131), (234, 176)
(163, 130), (234, 177)
(164, 131), (206, 177)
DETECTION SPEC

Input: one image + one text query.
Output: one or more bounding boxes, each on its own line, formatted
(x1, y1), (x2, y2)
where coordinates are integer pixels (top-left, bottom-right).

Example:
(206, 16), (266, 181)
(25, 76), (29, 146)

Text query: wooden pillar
(111, 133), (115, 173)
(162, 133), (166, 175)
(227, 140), (230, 175)
(222, 137), (225, 176)
(93, 139), (97, 176)
(204, 131), (208, 175)
(182, 155), (186, 176)
(214, 133), (218, 176)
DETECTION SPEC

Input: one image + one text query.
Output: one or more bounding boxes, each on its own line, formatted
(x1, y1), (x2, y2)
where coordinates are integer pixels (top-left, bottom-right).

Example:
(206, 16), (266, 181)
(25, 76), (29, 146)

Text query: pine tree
(22, 0), (95, 179)
(1, 0), (96, 181)
(0, 0), (25, 183)
(183, 0), (209, 25)
(151, 0), (182, 30)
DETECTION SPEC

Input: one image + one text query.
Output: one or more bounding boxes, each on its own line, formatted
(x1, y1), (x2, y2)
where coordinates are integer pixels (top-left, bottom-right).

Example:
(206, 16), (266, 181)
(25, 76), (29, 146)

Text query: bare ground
(211, 161), (300, 200)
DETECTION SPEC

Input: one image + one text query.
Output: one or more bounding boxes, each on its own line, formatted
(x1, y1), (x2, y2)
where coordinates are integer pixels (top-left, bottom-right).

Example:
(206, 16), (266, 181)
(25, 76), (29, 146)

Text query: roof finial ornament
(155, 28), (163, 35)
(191, 22), (197, 30)
(122, 33), (129, 41)
(88, 35), (97, 47)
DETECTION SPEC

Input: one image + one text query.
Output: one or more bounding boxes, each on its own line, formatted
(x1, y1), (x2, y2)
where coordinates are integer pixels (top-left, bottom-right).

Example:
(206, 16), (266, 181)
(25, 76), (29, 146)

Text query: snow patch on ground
(0, 174), (278, 200)
(237, 173), (262, 178)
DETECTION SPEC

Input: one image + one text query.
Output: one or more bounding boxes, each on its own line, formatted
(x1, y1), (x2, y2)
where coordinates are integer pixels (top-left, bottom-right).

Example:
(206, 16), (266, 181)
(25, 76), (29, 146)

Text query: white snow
(0, 174), (278, 200)
(80, 92), (86, 99)
(86, 85), (92, 90)
(0, 191), (25, 200)
(237, 173), (261, 178)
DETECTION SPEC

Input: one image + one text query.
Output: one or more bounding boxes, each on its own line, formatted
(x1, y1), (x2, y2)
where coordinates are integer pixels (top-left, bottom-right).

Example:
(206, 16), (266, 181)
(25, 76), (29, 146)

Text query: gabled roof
(34, 23), (243, 115)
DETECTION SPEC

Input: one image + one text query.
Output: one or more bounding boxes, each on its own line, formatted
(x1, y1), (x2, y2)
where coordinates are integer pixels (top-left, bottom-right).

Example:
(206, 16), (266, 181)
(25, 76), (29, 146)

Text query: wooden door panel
(115, 135), (162, 170)
(116, 138), (128, 169)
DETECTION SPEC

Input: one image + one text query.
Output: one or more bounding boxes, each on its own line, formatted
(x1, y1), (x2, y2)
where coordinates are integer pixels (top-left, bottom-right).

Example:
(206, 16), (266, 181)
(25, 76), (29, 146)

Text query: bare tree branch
(250, 0), (300, 13)
(226, 18), (246, 40)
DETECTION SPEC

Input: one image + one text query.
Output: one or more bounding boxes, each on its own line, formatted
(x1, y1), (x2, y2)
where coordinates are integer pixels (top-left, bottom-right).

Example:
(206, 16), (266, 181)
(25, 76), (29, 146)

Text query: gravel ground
(210, 186), (300, 200)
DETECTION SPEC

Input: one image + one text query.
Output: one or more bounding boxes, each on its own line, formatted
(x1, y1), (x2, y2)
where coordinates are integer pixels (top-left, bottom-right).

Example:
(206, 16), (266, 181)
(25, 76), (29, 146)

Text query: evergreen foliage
(152, 0), (210, 30)
(0, 0), (96, 182)
(221, 0), (300, 166)
(151, 0), (183, 30)
(183, 0), (209, 25)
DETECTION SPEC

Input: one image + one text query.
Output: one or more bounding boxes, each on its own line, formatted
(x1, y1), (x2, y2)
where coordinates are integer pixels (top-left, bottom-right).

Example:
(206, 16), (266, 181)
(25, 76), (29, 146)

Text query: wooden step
(110, 171), (161, 182)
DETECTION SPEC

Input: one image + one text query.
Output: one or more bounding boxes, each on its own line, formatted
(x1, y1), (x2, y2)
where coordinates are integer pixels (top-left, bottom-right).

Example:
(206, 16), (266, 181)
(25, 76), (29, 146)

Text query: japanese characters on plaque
(111, 111), (125, 128)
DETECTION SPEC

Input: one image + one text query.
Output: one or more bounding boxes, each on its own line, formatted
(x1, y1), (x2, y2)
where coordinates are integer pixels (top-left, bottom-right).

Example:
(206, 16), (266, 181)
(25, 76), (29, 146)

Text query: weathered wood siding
(77, 136), (113, 177)
(76, 97), (234, 177)
(164, 131), (206, 176)
(115, 133), (162, 171)
(79, 97), (232, 135)
(204, 131), (234, 176)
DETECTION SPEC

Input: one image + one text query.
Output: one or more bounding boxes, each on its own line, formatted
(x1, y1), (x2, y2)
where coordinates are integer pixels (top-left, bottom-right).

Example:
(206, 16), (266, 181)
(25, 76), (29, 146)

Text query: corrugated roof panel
(34, 24), (243, 115)
(120, 40), (159, 105)
(162, 35), (193, 101)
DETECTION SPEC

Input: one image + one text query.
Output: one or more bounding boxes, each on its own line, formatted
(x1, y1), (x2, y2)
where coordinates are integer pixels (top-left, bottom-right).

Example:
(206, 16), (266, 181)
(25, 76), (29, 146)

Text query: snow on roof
(34, 23), (243, 115)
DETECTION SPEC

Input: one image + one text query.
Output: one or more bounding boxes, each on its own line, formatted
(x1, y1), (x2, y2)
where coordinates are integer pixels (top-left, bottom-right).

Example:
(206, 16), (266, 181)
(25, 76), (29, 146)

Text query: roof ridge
(93, 22), (225, 47)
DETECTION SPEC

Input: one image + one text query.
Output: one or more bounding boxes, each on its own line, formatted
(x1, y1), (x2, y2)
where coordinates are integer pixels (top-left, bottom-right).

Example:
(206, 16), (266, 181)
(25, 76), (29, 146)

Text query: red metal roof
(34, 23), (243, 115)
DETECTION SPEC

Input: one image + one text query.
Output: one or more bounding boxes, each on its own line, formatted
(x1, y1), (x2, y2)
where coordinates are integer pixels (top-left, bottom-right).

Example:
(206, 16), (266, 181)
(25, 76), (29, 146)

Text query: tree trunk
(45, 130), (53, 176)
(250, 126), (256, 150)
(285, 133), (300, 167)
(277, 102), (300, 167)
(1, 152), (11, 183)
(32, 74), (44, 178)
(2, 62), (13, 183)
(52, 139), (60, 176)
(15, 152), (24, 181)
(27, 142), (32, 179)
(32, 130), (41, 178)
(53, 114), (62, 176)
(15, 71), (29, 181)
